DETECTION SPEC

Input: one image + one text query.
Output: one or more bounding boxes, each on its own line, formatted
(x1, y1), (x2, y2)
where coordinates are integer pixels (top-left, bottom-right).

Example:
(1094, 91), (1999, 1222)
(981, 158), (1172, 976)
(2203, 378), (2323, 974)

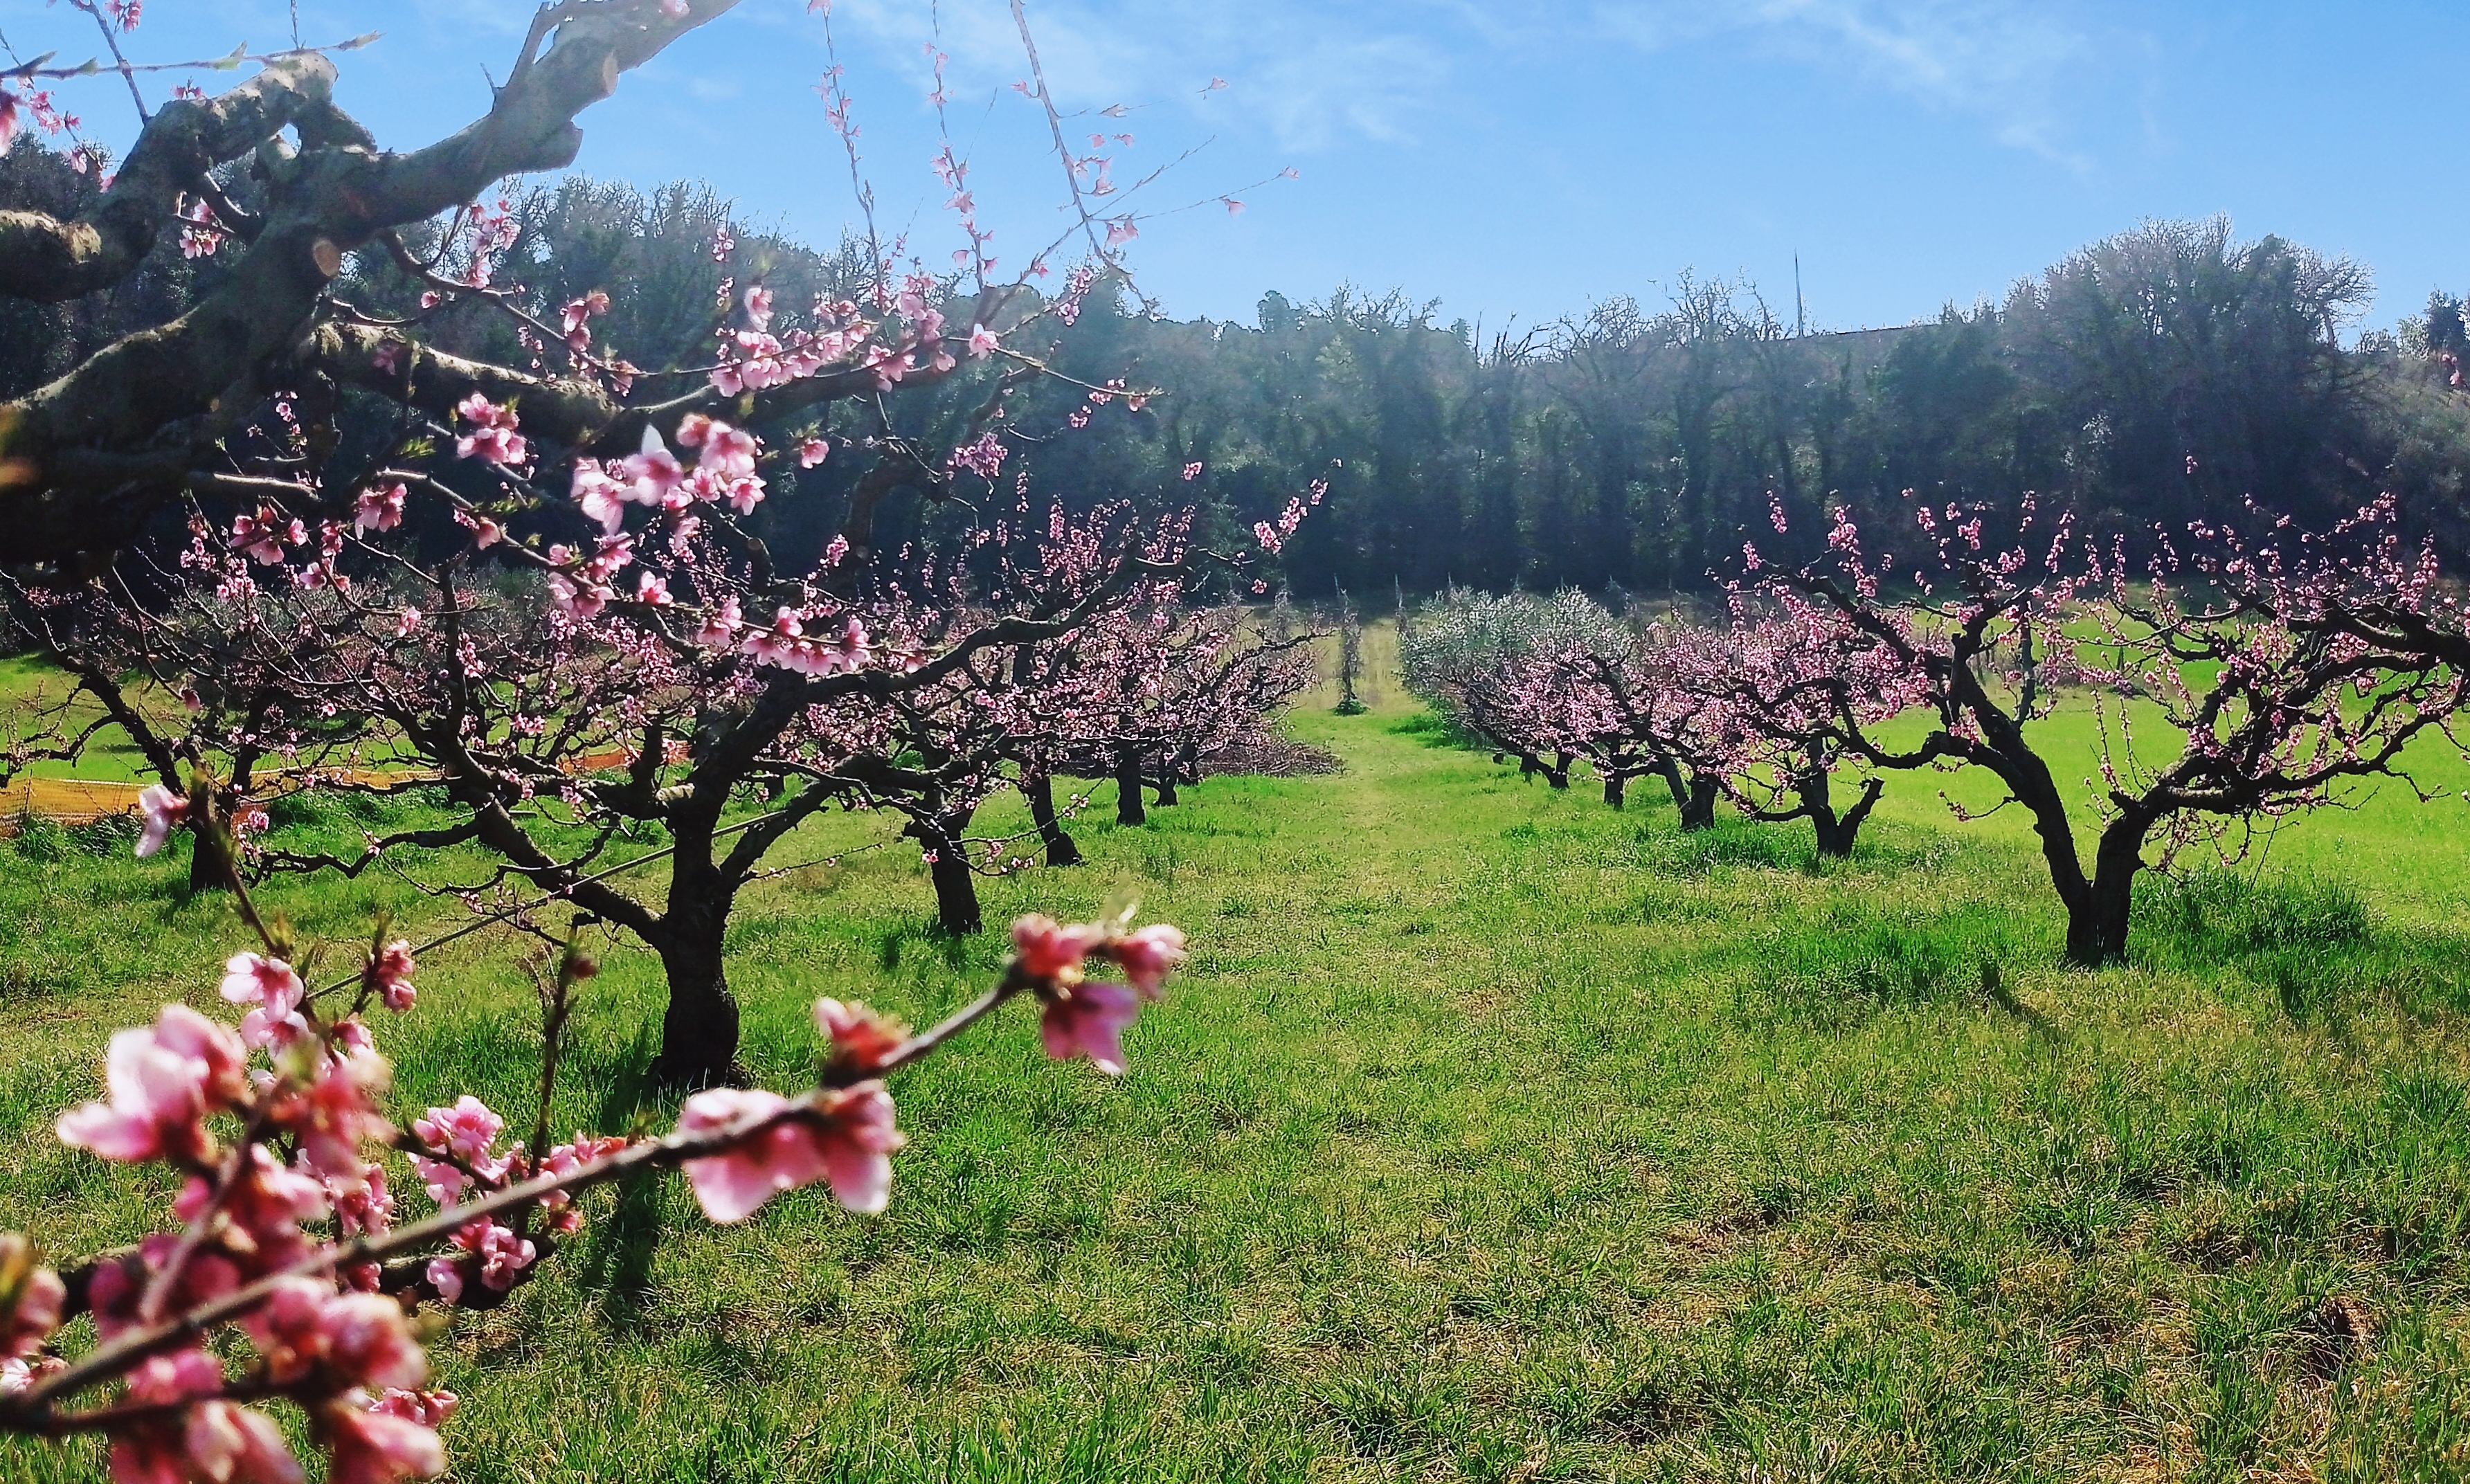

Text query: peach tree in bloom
(0, 6), (1272, 1478)
(0, 0), (1307, 1087)
(1398, 588), (1629, 789)
(1745, 492), (2470, 963)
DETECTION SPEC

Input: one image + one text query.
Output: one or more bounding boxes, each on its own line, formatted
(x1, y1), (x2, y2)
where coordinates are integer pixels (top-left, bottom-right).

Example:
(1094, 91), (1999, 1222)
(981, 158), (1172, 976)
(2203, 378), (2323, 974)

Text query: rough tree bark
(1023, 770), (1083, 866)
(1801, 770), (1884, 860)
(649, 910), (740, 1092)
(917, 808), (983, 936)
(1114, 745), (1148, 826)
(1652, 755), (1719, 830)
(0, 0), (744, 567)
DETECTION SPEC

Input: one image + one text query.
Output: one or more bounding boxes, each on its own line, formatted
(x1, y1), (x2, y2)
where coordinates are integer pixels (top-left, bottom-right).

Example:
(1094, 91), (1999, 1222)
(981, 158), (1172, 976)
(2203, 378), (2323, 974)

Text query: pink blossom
(815, 998), (906, 1074)
(1, 1258), (64, 1365)
(220, 952), (308, 1051)
(701, 422), (759, 479)
(1108, 923), (1186, 997)
(413, 1096), (505, 1168)
(452, 509), (503, 548)
(371, 340), (404, 374)
(135, 784), (188, 858)
(56, 1006), (247, 1164)
(452, 394), (525, 465)
(1039, 981), (1139, 1075)
(966, 323), (1000, 359)
(100, 1350), (233, 1480)
(370, 1388), (457, 1429)
(230, 509), (303, 565)
(1182, 462), (1203, 482)
(677, 1083), (904, 1222)
(820, 616), (870, 673)
(395, 607), (423, 638)
(174, 1146), (327, 1280)
(1010, 914), (1103, 980)
(426, 1220), (534, 1305)
(546, 572), (610, 621)
(799, 437), (830, 468)
(695, 595), (742, 649)
(949, 431), (1006, 480)
(621, 426), (687, 505)
(323, 1397), (447, 1484)
(354, 484), (406, 533)
(276, 1046), (393, 1182)
(368, 940), (417, 1012)
(744, 284), (774, 332)
(332, 1161), (396, 1246)
(572, 460), (628, 534)
(244, 1278), (425, 1392)
(111, 1362), (303, 1484)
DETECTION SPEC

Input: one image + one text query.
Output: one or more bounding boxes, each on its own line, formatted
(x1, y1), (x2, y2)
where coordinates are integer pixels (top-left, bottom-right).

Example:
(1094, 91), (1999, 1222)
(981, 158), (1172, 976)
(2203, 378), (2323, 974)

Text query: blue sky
(3, 1), (2460, 334)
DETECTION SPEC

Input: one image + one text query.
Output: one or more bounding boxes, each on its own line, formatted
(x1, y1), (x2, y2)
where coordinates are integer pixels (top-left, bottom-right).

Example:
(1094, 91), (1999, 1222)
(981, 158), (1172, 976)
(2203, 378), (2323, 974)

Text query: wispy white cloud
(822, 0), (1454, 152)
(1592, 0), (2115, 166)
(723, 0), (2126, 170)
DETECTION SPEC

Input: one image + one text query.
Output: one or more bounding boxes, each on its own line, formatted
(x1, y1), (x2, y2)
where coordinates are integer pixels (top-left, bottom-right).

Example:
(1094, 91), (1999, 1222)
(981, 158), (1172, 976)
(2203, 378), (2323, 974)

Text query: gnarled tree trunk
(1681, 773), (1718, 831)
(2070, 815), (2150, 968)
(1115, 745), (1148, 826)
(1805, 772), (1885, 860)
(1024, 770), (1083, 866)
(920, 807), (984, 935)
(186, 793), (233, 894)
(1653, 754), (1718, 830)
(648, 907), (739, 1090)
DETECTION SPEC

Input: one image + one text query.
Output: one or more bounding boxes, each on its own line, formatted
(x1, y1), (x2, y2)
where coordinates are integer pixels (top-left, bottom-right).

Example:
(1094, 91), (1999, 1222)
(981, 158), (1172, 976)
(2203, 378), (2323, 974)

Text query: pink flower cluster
(1011, 915), (1185, 1075)
(741, 608), (875, 677)
(230, 506), (305, 565)
(451, 394), (526, 466)
(540, 532), (637, 619)
(707, 299), (878, 397)
(354, 483), (406, 534)
(573, 415), (766, 536)
(680, 1078), (903, 1222)
(55, 1004), (249, 1165)
(136, 784), (189, 858)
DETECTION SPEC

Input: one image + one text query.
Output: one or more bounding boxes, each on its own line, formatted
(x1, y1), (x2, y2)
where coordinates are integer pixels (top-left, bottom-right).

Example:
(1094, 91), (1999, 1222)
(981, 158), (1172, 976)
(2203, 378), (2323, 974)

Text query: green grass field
(6, 628), (2470, 1481)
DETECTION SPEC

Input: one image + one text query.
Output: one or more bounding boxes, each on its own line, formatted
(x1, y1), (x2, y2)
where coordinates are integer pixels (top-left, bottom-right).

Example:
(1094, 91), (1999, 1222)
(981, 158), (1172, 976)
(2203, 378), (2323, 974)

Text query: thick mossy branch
(0, 0), (741, 567)
(0, 56), (339, 303)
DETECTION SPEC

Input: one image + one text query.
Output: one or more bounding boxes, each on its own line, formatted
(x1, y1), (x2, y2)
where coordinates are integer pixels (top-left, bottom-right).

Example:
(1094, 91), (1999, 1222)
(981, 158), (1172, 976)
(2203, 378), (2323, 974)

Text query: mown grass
(5, 627), (2470, 1480)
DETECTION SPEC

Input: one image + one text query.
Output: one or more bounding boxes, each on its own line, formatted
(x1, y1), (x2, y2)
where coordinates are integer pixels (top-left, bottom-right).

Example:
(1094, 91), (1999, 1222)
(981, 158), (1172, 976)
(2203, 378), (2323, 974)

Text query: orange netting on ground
(0, 753), (633, 835)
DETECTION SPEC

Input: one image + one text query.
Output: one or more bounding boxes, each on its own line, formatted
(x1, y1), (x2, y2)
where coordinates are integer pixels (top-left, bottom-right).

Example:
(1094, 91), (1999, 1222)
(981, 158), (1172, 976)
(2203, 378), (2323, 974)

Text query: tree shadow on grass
(880, 921), (974, 973)
(573, 1021), (671, 1335)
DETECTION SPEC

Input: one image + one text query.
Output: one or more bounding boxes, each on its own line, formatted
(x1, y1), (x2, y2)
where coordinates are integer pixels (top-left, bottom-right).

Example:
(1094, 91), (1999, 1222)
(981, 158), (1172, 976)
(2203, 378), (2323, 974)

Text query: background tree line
(10, 136), (2466, 595)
